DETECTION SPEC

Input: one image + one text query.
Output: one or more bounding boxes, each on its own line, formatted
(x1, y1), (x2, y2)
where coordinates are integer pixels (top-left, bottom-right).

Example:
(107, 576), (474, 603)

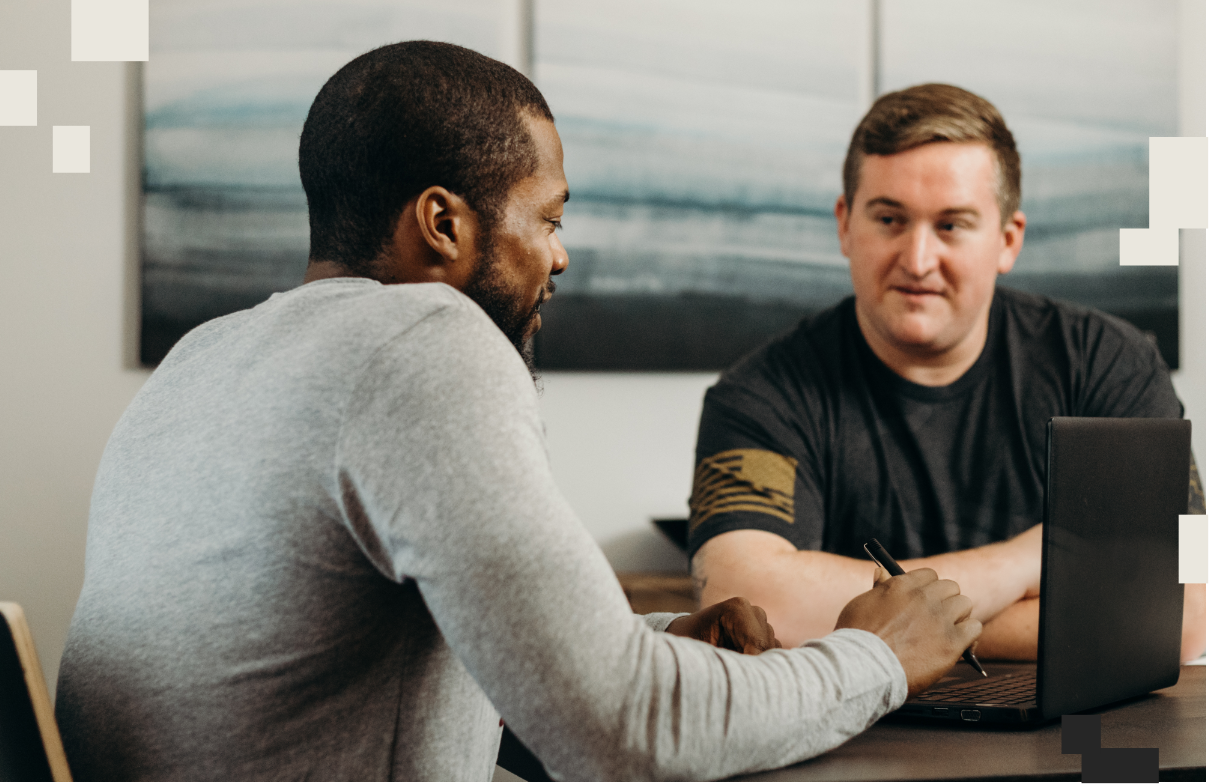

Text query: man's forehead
(507, 175), (568, 212)
(855, 142), (998, 208)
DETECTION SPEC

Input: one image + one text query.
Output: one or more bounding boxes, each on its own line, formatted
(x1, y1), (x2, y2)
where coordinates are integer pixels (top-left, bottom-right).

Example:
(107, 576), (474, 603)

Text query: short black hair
(298, 41), (554, 274)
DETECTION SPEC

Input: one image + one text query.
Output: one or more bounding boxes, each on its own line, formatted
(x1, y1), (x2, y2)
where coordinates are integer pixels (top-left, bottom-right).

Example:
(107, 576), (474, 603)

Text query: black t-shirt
(688, 287), (1198, 561)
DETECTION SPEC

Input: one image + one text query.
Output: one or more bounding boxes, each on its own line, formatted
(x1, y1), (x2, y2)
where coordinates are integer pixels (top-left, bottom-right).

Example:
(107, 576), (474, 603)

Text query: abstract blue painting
(143, 0), (1181, 371)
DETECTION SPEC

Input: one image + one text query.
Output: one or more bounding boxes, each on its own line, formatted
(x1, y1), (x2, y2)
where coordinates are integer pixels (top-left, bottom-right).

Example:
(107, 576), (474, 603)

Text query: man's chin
(881, 314), (953, 353)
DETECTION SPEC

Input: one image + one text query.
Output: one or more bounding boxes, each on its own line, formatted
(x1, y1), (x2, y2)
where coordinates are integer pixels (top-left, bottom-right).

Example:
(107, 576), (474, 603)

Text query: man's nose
(898, 223), (939, 278)
(551, 234), (569, 276)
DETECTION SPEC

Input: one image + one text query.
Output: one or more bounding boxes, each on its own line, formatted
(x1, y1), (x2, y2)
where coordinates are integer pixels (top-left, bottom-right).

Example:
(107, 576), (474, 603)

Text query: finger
(752, 604), (768, 625)
(899, 567), (938, 585)
(941, 593), (975, 623)
(736, 619), (772, 655)
(955, 618), (983, 648)
(873, 565), (890, 586)
(763, 619), (780, 650)
(723, 611), (767, 655)
(922, 577), (962, 601)
(752, 617), (778, 653)
(723, 596), (752, 612)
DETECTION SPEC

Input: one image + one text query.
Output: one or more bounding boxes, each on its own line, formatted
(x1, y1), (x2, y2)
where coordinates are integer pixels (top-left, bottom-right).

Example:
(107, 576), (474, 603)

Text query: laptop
(894, 416), (1189, 724)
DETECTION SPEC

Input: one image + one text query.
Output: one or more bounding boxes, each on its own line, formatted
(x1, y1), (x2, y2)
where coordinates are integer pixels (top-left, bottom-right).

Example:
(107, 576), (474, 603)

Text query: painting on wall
(140, 0), (512, 364)
(143, 0), (1182, 371)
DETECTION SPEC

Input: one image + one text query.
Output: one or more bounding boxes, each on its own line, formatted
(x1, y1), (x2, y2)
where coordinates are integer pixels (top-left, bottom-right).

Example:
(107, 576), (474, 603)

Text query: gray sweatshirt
(56, 279), (907, 781)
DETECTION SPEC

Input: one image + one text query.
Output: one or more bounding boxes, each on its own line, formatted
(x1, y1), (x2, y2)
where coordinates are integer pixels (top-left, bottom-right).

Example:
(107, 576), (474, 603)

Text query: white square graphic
(1119, 227), (1178, 266)
(1149, 137), (1208, 230)
(53, 126), (91, 174)
(71, 0), (149, 62)
(1179, 515), (1207, 584)
(0, 71), (37, 126)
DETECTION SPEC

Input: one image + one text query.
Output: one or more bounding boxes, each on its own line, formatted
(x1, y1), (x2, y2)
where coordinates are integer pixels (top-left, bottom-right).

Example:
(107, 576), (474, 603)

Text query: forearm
(695, 533), (874, 648)
(974, 598), (1038, 660)
(956, 583), (1205, 663)
(899, 538), (1037, 623)
(694, 529), (1036, 649)
(1182, 583), (1205, 662)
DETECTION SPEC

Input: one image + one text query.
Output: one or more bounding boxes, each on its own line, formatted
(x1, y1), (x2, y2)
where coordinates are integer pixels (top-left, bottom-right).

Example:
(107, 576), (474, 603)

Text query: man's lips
(891, 285), (944, 297)
(534, 281), (557, 314)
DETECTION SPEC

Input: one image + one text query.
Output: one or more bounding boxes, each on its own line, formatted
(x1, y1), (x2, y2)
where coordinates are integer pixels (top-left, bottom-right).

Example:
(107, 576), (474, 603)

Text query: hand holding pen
(863, 538), (988, 677)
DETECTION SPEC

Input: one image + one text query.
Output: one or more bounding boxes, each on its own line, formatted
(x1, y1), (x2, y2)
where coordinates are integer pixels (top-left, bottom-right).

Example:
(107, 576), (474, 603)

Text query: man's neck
(854, 307), (991, 388)
(302, 260), (364, 284)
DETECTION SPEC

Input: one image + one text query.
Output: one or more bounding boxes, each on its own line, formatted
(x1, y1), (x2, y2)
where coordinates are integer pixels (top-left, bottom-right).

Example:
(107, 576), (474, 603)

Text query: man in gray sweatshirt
(55, 41), (981, 781)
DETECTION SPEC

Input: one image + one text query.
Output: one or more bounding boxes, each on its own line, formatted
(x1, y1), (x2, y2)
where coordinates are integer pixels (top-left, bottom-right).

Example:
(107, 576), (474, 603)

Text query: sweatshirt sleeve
(334, 299), (908, 781)
(642, 612), (686, 633)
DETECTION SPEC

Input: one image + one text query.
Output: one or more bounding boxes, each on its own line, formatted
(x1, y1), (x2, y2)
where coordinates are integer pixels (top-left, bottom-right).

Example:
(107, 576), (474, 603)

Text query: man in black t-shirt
(689, 84), (1206, 662)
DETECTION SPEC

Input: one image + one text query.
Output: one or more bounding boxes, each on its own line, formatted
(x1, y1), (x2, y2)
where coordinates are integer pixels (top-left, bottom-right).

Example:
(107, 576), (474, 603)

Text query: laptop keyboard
(916, 673), (1037, 706)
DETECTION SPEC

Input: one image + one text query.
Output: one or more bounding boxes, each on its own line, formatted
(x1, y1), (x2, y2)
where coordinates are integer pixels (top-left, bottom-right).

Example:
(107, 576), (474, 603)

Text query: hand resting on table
(665, 596), (782, 654)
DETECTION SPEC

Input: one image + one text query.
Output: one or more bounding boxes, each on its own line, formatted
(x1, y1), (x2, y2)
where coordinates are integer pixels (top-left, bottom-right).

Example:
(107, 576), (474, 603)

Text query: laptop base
(893, 662), (1043, 725)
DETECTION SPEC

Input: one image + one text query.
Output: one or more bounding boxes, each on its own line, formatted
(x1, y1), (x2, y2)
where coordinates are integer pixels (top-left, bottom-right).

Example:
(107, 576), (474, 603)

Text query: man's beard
(462, 237), (553, 384)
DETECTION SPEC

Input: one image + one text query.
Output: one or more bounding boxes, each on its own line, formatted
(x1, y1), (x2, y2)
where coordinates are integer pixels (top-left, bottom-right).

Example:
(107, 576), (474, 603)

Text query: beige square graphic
(0, 71), (37, 126)
(1179, 515), (1207, 584)
(53, 126), (91, 174)
(71, 0), (149, 62)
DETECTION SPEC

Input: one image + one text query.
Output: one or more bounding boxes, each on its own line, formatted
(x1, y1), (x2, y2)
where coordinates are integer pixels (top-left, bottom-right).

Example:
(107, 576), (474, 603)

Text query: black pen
(862, 538), (987, 678)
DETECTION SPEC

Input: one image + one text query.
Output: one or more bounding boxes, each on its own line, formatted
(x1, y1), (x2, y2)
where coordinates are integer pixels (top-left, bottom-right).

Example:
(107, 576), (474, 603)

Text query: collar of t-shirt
(849, 293), (1002, 404)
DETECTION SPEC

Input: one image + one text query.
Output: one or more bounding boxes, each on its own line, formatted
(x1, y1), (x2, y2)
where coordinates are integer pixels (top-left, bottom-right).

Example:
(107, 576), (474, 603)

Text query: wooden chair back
(0, 603), (71, 781)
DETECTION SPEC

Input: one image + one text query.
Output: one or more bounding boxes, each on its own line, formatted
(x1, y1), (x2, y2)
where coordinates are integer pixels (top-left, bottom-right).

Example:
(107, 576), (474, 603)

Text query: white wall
(0, 2), (150, 694)
(0, 0), (1204, 700)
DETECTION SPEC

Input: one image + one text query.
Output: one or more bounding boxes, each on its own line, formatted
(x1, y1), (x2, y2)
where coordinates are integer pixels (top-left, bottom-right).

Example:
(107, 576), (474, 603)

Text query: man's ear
(414, 185), (476, 265)
(834, 194), (852, 258)
(996, 209), (1027, 275)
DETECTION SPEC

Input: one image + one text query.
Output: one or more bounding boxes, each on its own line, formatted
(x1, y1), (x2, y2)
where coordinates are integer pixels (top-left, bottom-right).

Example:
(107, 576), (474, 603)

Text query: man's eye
(877, 215), (898, 226)
(548, 219), (563, 231)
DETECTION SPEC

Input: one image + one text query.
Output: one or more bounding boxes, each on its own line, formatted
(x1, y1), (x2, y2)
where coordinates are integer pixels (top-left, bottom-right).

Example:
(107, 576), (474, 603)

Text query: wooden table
(737, 664), (1205, 782)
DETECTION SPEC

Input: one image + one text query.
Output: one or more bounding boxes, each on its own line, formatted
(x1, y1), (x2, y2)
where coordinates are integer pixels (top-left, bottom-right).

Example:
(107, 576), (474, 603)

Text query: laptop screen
(1038, 417), (1188, 719)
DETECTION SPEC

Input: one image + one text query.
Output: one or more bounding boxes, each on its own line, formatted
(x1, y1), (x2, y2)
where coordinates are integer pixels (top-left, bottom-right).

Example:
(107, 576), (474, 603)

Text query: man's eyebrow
(938, 206), (980, 218)
(543, 190), (570, 210)
(863, 197), (904, 211)
(862, 198), (981, 218)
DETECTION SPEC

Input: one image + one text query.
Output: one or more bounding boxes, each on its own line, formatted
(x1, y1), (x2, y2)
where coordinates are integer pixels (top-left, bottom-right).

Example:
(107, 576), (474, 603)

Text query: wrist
(651, 612), (691, 635)
(982, 536), (1035, 604)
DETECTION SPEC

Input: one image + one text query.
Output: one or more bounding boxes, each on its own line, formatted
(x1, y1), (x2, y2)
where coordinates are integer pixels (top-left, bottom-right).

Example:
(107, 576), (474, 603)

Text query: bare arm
(971, 583), (1204, 663)
(694, 525), (1041, 650)
(1180, 583), (1205, 662)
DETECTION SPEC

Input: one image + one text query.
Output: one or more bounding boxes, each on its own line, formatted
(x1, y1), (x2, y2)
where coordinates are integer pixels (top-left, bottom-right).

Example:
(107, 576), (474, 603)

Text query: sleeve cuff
(811, 627), (909, 711)
(641, 612), (689, 633)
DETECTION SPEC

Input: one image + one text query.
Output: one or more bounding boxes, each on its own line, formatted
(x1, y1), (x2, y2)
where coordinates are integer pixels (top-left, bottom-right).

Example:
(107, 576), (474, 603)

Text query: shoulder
(711, 298), (853, 404)
(995, 286), (1163, 364)
(288, 278), (515, 369)
(341, 282), (531, 395)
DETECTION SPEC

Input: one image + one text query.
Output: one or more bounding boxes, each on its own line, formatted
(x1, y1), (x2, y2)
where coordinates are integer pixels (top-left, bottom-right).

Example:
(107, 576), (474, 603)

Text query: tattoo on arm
(1190, 451), (1206, 515)
(690, 552), (708, 601)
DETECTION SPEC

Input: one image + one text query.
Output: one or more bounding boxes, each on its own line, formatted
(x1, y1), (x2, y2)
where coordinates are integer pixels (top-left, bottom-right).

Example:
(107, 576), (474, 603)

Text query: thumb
(872, 565), (890, 587)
